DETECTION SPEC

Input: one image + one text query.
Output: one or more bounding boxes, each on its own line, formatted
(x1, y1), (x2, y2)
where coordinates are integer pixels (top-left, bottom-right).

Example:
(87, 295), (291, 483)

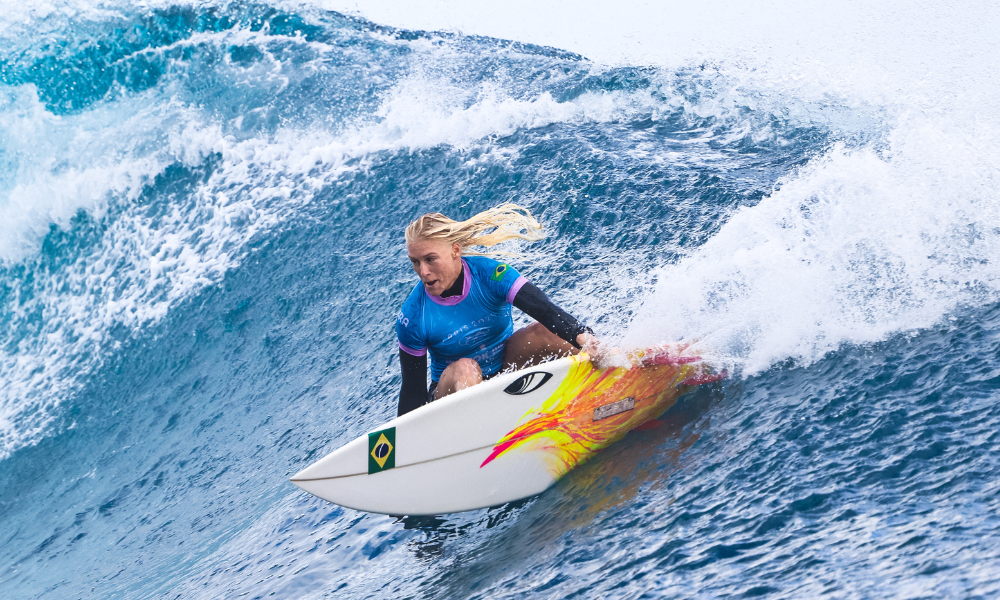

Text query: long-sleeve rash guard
(396, 257), (591, 416)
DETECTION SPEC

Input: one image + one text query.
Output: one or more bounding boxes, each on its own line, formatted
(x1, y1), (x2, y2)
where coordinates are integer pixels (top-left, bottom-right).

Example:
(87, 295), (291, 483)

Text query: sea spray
(624, 110), (1000, 373)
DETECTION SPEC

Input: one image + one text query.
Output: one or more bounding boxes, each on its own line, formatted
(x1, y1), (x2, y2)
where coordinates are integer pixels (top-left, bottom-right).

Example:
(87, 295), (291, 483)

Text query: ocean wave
(0, 2), (836, 459)
(3, 2), (1000, 599)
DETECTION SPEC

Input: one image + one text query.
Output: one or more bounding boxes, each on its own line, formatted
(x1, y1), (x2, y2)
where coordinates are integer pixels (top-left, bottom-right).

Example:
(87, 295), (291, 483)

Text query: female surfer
(396, 204), (607, 416)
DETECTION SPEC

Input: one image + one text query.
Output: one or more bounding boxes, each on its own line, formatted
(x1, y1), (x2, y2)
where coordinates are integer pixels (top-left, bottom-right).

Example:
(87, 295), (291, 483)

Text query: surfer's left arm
(511, 283), (617, 366)
(512, 282), (594, 348)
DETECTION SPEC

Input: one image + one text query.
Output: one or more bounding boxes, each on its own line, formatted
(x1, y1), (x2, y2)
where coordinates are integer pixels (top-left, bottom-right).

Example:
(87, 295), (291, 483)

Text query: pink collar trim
(426, 259), (470, 306)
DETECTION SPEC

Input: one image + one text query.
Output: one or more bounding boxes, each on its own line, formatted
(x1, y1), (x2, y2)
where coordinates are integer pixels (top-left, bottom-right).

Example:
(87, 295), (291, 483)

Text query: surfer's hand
(577, 333), (618, 369)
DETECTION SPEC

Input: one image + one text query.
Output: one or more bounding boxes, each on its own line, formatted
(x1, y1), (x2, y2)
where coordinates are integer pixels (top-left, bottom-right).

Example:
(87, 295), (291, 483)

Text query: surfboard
(291, 348), (723, 515)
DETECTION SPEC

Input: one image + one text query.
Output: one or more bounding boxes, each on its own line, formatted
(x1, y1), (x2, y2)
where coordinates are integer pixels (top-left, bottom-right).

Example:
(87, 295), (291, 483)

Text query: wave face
(2, 2), (1000, 598)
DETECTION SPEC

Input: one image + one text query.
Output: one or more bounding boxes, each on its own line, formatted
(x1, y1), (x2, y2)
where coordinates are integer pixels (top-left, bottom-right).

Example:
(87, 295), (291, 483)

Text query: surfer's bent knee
(435, 358), (484, 400)
(448, 358), (482, 377)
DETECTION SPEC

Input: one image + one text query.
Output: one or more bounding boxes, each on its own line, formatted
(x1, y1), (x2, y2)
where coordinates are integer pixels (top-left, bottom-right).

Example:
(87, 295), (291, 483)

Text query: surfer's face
(407, 239), (463, 295)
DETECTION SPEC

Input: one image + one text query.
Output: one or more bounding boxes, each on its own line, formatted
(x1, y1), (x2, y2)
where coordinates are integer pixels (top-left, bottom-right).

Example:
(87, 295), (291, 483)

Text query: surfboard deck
(291, 349), (722, 515)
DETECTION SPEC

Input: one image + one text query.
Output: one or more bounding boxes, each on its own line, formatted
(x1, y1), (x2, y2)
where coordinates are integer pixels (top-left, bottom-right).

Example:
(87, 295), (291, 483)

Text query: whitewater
(2, 0), (1000, 598)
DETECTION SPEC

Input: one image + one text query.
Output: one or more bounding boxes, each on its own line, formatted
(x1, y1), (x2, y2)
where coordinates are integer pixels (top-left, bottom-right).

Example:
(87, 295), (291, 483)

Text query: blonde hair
(405, 203), (544, 256)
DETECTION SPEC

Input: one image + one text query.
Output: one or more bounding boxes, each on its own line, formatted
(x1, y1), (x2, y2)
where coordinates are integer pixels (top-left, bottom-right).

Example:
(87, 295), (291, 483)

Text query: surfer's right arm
(397, 349), (428, 417)
(397, 295), (430, 416)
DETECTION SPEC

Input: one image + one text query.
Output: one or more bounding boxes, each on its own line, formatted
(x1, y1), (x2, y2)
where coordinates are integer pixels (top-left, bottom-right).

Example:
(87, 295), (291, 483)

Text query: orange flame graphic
(481, 349), (724, 477)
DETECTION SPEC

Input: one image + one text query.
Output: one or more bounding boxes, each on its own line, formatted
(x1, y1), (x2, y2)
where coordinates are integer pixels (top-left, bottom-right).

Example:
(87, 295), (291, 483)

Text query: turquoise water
(2, 2), (1000, 598)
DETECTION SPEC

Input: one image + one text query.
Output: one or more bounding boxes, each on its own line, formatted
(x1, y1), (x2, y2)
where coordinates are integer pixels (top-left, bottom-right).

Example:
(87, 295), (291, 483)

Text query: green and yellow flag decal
(368, 427), (395, 474)
(491, 263), (509, 281)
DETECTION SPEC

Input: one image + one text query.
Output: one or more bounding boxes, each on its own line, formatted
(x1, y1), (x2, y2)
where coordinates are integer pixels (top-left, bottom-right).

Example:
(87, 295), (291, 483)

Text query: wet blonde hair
(405, 203), (544, 256)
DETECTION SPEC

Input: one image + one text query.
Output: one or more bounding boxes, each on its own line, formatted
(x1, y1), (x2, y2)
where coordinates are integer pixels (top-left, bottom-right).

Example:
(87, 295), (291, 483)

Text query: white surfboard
(291, 350), (721, 515)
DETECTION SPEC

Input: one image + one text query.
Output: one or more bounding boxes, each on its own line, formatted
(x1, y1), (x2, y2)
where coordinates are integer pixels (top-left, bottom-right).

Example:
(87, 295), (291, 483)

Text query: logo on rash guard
(460, 327), (493, 347)
(490, 264), (509, 281)
(470, 344), (505, 368)
(397, 311), (410, 327)
(442, 317), (493, 344)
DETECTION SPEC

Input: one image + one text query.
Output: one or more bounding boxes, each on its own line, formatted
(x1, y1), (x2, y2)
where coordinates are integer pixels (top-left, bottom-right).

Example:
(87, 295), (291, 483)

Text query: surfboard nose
(290, 436), (368, 483)
(288, 474), (322, 497)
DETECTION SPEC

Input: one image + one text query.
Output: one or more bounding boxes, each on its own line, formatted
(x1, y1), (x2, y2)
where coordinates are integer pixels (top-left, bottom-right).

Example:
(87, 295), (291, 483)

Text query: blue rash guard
(396, 256), (528, 382)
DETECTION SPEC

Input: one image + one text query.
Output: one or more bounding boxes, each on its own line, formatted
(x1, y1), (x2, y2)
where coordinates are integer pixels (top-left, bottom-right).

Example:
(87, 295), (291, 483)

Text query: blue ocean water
(2, 2), (1000, 598)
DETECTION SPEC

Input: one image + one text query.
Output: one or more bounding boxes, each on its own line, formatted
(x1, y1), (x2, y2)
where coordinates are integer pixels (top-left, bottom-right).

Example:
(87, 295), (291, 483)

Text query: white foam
(623, 106), (1000, 373)
(0, 85), (172, 260)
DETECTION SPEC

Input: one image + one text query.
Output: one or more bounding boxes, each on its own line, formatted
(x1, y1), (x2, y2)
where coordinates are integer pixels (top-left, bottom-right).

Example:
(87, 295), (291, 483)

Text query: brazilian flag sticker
(368, 427), (395, 474)
(491, 264), (509, 281)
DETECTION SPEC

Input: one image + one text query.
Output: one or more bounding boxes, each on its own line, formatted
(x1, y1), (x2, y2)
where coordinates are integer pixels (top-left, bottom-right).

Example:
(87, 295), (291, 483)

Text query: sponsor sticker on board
(593, 397), (635, 421)
(368, 427), (395, 474)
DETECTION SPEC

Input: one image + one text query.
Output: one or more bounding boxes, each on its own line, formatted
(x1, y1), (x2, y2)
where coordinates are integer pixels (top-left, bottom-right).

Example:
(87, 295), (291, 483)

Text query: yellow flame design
(481, 351), (717, 478)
